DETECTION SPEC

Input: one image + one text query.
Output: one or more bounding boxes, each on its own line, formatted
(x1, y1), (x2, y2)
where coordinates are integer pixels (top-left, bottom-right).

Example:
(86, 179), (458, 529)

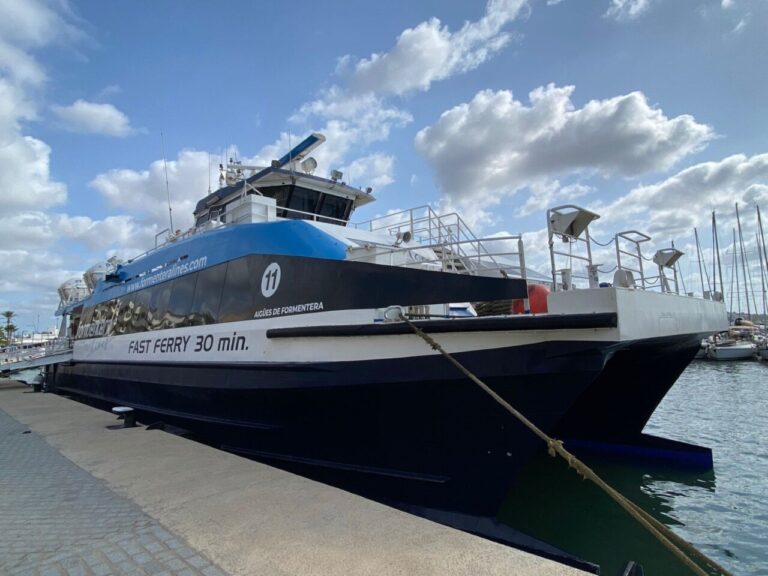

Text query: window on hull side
(218, 256), (259, 322)
(80, 306), (94, 326)
(112, 296), (130, 335)
(130, 290), (151, 333)
(165, 274), (197, 329)
(85, 255), (286, 339)
(189, 263), (227, 325)
(148, 282), (172, 330)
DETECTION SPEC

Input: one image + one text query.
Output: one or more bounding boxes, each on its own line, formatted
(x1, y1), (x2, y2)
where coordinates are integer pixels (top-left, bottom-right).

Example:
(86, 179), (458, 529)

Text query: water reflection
(500, 359), (768, 576)
(499, 451), (717, 576)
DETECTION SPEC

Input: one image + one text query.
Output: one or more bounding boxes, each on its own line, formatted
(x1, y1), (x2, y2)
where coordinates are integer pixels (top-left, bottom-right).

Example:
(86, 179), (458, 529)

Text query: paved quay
(0, 390), (226, 576)
(0, 380), (589, 576)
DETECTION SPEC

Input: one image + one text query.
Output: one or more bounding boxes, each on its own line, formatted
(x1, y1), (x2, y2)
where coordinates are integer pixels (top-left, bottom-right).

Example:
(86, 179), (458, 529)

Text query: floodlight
(548, 206), (600, 239)
(653, 248), (684, 268)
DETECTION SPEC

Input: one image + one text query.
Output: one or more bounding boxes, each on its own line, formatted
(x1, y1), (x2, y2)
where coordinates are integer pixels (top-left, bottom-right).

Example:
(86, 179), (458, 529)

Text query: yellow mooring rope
(399, 315), (733, 576)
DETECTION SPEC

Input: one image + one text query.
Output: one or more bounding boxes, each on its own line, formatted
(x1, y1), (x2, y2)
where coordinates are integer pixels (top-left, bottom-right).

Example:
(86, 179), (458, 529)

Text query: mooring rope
(399, 315), (733, 576)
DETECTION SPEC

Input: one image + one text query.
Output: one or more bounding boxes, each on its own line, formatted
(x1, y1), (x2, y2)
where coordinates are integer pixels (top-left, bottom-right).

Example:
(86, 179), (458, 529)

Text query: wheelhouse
(194, 167), (374, 227)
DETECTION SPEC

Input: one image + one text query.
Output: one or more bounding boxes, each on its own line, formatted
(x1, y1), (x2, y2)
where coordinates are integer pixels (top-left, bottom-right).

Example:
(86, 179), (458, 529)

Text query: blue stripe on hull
(90, 221), (348, 304)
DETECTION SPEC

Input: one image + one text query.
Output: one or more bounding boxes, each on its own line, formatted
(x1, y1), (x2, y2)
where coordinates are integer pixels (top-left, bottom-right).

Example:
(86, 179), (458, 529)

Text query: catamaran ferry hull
(50, 335), (609, 515)
(48, 304), (720, 516)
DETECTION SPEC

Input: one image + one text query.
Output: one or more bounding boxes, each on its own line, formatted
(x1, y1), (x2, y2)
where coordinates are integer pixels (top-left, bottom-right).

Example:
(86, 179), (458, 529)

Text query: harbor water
(499, 360), (768, 576)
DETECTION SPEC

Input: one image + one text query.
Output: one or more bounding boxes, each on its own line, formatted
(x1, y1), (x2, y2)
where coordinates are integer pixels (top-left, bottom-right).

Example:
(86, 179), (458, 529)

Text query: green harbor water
(499, 360), (768, 576)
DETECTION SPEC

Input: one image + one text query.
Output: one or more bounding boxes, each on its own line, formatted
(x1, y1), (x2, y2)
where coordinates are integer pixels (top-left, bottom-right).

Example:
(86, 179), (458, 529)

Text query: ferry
(48, 133), (728, 521)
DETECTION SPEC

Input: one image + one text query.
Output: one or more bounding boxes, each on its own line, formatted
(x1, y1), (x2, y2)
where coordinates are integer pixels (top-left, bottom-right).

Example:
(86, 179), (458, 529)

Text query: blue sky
(1, 0), (767, 332)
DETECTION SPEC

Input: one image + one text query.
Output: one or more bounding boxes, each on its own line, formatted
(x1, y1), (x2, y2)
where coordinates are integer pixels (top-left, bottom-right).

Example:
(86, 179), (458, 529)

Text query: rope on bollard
(399, 314), (733, 576)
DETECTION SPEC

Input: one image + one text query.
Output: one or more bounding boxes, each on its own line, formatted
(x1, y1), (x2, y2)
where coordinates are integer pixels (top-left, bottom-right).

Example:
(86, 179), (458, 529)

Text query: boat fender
(511, 284), (549, 314)
(528, 283), (549, 314)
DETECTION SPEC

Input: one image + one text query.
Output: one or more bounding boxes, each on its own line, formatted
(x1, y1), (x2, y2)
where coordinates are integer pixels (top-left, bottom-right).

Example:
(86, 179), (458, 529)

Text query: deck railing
(547, 205), (693, 296)
(353, 206), (527, 279)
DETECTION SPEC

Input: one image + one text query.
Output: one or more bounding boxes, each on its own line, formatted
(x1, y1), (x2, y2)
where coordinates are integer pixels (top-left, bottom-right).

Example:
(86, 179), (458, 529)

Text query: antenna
(161, 131), (174, 233)
(208, 153), (212, 194)
(288, 131), (294, 178)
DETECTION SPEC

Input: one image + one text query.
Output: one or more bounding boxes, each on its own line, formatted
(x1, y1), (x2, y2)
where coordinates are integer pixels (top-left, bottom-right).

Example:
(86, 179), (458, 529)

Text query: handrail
(615, 230), (652, 290)
(545, 208), (693, 295)
(354, 205), (515, 276)
(347, 235), (526, 278)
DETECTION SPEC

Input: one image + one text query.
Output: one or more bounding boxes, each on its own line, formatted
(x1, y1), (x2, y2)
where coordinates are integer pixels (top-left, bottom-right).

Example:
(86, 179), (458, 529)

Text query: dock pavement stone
(0, 406), (230, 576)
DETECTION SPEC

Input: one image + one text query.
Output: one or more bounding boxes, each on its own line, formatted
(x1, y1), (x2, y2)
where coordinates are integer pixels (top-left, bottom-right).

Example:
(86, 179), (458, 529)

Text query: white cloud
(52, 99), (135, 136)
(289, 90), (412, 169)
(290, 0), (530, 189)
(0, 249), (70, 293)
(352, 0), (527, 96)
(0, 211), (56, 250)
(90, 149), (217, 232)
(605, 0), (653, 21)
(0, 209), (159, 257)
(602, 153), (768, 238)
(437, 195), (498, 230)
(0, 1), (83, 315)
(0, 0), (80, 49)
(95, 84), (121, 99)
(342, 153), (395, 190)
(0, 134), (67, 209)
(56, 214), (159, 254)
(515, 181), (593, 217)
(415, 84), (714, 219)
(0, 39), (46, 86)
(0, 209), (162, 297)
(731, 15), (748, 33)
(0, 0), (72, 244)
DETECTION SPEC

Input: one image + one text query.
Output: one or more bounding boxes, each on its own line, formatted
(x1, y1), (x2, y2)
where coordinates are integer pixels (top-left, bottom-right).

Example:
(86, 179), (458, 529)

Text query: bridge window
(287, 187), (321, 217)
(317, 193), (351, 223)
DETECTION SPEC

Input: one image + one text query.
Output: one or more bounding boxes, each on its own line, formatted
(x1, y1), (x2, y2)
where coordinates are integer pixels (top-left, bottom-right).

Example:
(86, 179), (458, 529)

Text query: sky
(1, 0), (767, 333)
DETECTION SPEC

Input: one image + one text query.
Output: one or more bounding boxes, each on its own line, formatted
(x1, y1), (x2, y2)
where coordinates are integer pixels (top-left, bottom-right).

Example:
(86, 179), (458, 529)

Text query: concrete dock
(0, 380), (589, 576)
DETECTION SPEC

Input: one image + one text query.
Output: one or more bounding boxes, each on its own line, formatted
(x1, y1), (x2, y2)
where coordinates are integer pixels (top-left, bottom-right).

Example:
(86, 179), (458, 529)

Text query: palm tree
(2, 324), (17, 345)
(2, 311), (16, 345)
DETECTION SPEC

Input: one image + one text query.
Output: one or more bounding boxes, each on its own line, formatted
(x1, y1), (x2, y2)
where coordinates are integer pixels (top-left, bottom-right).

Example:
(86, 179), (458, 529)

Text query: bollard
(111, 406), (137, 428)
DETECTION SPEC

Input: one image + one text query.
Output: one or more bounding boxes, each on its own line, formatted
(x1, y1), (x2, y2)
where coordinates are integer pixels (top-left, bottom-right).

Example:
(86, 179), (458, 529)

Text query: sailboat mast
(713, 211), (725, 299)
(694, 227), (707, 296)
(758, 205), (768, 319)
(735, 203), (755, 318)
(756, 230), (767, 319)
(730, 228), (739, 319)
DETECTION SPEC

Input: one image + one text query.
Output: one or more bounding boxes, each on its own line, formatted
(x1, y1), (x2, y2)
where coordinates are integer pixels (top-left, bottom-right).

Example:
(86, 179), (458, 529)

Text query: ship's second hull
(553, 332), (704, 441)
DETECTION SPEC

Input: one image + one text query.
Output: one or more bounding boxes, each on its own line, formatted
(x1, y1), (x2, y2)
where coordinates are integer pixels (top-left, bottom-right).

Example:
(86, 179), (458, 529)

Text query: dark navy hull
(51, 340), (611, 516)
(554, 333), (703, 441)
